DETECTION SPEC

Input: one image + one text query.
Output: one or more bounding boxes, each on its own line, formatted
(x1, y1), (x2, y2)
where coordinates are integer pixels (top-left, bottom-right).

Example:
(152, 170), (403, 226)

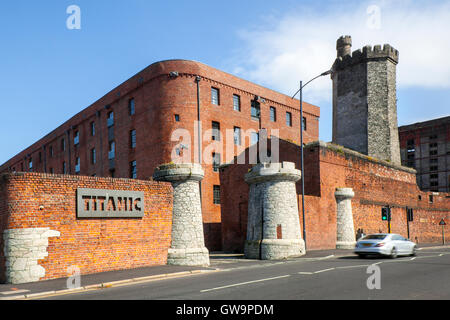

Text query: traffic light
(382, 207), (391, 221)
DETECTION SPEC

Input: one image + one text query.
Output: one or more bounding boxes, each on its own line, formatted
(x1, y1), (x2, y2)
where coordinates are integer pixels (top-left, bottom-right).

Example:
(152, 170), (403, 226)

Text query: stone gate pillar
(335, 188), (356, 249)
(153, 163), (210, 266)
(244, 162), (305, 260)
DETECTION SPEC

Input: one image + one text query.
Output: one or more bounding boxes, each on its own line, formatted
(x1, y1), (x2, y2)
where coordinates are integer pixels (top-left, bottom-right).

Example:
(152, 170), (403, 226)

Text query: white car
(354, 233), (417, 258)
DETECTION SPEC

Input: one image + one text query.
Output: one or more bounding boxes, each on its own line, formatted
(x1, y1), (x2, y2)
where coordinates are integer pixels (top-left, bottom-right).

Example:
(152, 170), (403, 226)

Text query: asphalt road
(37, 248), (450, 300)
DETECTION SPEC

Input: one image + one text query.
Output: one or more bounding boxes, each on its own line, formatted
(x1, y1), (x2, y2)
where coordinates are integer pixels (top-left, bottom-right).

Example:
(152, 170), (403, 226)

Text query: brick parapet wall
(220, 140), (450, 252)
(0, 172), (173, 282)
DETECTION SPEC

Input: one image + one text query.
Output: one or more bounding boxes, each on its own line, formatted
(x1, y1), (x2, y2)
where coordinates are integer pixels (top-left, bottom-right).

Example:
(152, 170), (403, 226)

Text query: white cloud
(229, 0), (450, 105)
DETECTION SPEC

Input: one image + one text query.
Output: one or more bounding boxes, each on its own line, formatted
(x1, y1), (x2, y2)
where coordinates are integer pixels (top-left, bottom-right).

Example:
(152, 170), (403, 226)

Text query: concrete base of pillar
(167, 247), (210, 266)
(245, 239), (305, 260)
(336, 241), (356, 250)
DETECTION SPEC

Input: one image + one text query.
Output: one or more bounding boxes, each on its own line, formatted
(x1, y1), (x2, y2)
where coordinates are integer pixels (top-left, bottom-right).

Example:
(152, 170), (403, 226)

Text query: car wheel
(410, 246), (417, 257)
(390, 247), (398, 259)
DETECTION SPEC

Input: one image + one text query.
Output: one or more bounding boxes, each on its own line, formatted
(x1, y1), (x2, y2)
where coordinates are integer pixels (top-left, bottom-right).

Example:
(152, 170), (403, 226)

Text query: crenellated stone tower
(332, 35), (401, 165)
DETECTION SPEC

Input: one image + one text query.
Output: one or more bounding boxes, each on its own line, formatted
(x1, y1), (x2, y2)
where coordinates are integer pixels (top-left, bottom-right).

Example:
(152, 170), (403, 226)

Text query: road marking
(298, 272), (314, 275)
(0, 289), (30, 295)
(314, 268), (335, 274)
(336, 265), (369, 269)
(200, 275), (291, 293)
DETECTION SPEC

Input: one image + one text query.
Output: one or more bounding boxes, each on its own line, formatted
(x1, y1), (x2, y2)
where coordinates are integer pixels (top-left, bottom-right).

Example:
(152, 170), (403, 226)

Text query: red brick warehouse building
(0, 60), (320, 250)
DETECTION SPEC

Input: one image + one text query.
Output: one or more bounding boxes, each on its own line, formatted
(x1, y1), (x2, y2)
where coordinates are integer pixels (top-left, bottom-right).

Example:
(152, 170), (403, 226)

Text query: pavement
(1, 243), (449, 300)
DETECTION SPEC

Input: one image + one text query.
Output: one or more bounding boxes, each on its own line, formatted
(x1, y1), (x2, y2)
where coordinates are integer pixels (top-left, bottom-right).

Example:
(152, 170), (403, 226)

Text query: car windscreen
(361, 235), (387, 240)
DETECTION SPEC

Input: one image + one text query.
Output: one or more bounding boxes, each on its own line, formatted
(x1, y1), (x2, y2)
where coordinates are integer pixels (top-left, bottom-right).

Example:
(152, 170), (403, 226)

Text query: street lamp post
(292, 70), (332, 248)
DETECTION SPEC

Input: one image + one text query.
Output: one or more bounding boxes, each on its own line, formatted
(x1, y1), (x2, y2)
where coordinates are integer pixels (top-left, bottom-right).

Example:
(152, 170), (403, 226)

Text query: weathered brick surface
(0, 172), (173, 282)
(220, 140), (450, 252)
(0, 60), (320, 251)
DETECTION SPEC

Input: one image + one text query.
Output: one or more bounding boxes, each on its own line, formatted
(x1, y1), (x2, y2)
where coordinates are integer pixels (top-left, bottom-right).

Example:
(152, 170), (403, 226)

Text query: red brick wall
(0, 60), (320, 251)
(220, 141), (450, 252)
(0, 172), (173, 282)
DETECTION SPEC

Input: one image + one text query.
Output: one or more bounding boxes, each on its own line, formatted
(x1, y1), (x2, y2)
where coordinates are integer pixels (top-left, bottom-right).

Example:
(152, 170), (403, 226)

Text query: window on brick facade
(130, 160), (137, 179)
(174, 114), (180, 122)
(251, 132), (259, 145)
(129, 98), (135, 116)
(75, 157), (80, 173)
(233, 94), (241, 111)
(130, 129), (136, 149)
(251, 100), (260, 120)
(302, 117), (307, 131)
(270, 107), (276, 122)
(212, 121), (220, 141)
(29, 158), (33, 171)
(61, 138), (66, 151)
(108, 141), (115, 160)
(49, 167), (54, 174)
(286, 112), (292, 127)
(234, 126), (241, 145)
(213, 185), (221, 204)
(62, 161), (67, 174)
(74, 131), (79, 145)
(91, 148), (96, 164)
(107, 111), (114, 127)
(49, 146), (54, 158)
(212, 153), (221, 172)
(211, 87), (220, 105)
(90, 122), (95, 136)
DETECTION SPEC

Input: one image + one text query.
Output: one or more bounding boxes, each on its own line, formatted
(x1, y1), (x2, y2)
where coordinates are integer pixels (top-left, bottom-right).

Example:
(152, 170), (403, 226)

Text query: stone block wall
(0, 172), (173, 283)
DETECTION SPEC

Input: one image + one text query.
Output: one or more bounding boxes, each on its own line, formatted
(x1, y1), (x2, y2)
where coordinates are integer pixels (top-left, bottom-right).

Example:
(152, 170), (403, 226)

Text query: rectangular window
(213, 185), (221, 204)
(251, 100), (260, 120)
(234, 126), (241, 145)
(212, 153), (221, 172)
(91, 148), (96, 164)
(212, 121), (220, 141)
(430, 158), (438, 164)
(74, 131), (80, 145)
(430, 166), (438, 172)
(302, 117), (307, 131)
(107, 111), (114, 127)
(61, 138), (66, 151)
(211, 87), (220, 105)
(270, 107), (276, 122)
(286, 112), (292, 127)
(29, 158), (33, 171)
(75, 157), (80, 173)
(130, 160), (137, 179)
(429, 150), (438, 156)
(49, 146), (54, 158)
(174, 114), (180, 122)
(129, 98), (135, 115)
(251, 132), (259, 145)
(49, 167), (54, 174)
(90, 122), (95, 136)
(430, 173), (439, 180)
(233, 94), (241, 111)
(62, 161), (67, 174)
(108, 141), (115, 160)
(130, 129), (136, 149)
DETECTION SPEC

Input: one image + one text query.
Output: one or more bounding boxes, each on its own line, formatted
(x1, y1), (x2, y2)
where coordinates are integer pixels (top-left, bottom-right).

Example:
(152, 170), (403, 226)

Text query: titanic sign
(77, 188), (145, 218)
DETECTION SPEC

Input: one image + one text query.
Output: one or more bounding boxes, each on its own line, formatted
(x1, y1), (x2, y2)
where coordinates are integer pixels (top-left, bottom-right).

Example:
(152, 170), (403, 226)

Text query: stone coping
(244, 162), (301, 184)
(306, 141), (417, 174)
(153, 163), (204, 182)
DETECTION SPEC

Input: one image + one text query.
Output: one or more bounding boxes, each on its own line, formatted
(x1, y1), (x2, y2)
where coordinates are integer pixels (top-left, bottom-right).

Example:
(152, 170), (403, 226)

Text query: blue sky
(0, 0), (449, 165)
